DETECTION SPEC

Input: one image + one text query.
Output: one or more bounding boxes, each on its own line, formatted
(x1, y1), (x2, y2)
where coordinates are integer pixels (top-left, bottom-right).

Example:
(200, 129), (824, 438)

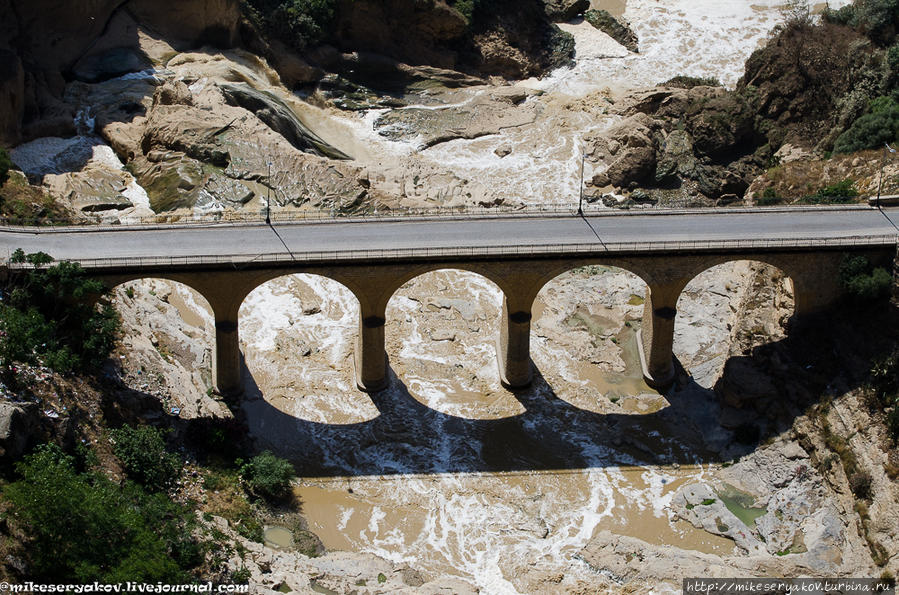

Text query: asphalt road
(0, 207), (897, 264)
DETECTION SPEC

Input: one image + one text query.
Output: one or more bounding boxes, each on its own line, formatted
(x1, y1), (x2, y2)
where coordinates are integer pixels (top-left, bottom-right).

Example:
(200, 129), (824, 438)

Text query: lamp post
(266, 160), (272, 225)
(578, 151), (587, 216)
(877, 142), (896, 208)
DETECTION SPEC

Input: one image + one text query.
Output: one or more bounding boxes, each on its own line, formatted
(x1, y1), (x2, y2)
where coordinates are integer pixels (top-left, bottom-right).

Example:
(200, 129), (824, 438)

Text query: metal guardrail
(12, 233), (894, 271)
(0, 203), (883, 234)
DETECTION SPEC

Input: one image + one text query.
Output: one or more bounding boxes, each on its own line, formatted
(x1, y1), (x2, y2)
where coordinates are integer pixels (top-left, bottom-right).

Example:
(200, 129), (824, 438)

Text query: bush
(888, 407), (899, 441)
(0, 147), (11, 186)
(801, 178), (860, 203)
(870, 348), (899, 404)
(239, 451), (295, 501)
(833, 95), (899, 153)
(840, 254), (893, 300)
(243, 0), (337, 52)
(824, 0), (899, 44)
(110, 425), (181, 491)
(0, 251), (119, 374)
(3, 444), (200, 581)
(757, 186), (782, 205)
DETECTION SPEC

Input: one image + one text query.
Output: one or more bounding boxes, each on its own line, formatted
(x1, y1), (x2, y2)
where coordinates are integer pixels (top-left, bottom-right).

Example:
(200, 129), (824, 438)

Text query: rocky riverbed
(5, 0), (897, 591)
(107, 258), (899, 592)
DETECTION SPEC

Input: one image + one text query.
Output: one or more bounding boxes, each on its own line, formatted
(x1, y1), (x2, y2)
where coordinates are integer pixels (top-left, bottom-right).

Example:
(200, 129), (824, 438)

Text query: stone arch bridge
(2, 207), (896, 395)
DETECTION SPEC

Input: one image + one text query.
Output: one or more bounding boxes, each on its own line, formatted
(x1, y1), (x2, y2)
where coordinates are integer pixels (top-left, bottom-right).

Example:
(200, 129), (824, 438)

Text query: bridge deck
(1, 206), (897, 269)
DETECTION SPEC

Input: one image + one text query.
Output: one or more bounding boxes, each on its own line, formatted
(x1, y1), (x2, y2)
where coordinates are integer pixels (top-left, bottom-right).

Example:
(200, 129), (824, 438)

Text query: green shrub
(110, 425), (181, 491)
(243, 0), (337, 52)
(0, 147), (11, 186)
(840, 254), (893, 300)
(800, 178), (860, 203)
(824, 0), (899, 44)
(888, 407), (899, 441)
(239, 451), (295, 501)
(757, 186), (782, 205)
(0, 251), (119, 374)
(3, 444), (199, 581)
(834, 95), (899, 153)
(849, 470), (873, 499)
(870, 348), (899, 406)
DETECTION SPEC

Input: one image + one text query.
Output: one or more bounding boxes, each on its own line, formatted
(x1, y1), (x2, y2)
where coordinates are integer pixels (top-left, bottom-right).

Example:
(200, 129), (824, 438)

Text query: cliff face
(0, 0), (243, 145)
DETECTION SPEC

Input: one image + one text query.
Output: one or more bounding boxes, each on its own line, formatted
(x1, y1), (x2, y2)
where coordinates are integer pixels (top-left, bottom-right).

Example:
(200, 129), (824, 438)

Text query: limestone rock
(655, 129), (697, 184)
(715, 357), (779, 408)
(672, 482), (764, 553)
(606, 146), (656, 188)
(0, 402), (40, 462)
(584, 9), (638, 53)
(267, 40), (325, 87)
(374, 88), (538, 148)
(127, 0), (242, 47)
(152, 81), (194, 107)
(219, 83), (351, 160)
(72, 47), (151, 84)
(334, 0), (468, 70)
(543, 0), (590, 22)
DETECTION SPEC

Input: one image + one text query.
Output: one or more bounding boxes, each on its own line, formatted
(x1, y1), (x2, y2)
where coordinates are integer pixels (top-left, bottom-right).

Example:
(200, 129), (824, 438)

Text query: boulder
(373, 88), (538, 148)
(606, 147), (656, 188)
(128, 0), (242, 47)
(267, 40), (324, 87)
(219, 83), (351, 160)
(543, 0), (590, 22)
(71, 47), (151, 84)
(584, 9), (638, 53)
(333, 0), (467, 70)
(655, 129), (698, 184)
(0, 402), (40, 462)
(152, 81), (194, 107)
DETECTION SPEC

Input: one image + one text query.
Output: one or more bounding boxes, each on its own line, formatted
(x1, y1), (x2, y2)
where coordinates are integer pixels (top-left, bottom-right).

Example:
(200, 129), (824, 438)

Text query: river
(87, 1), (843, 591)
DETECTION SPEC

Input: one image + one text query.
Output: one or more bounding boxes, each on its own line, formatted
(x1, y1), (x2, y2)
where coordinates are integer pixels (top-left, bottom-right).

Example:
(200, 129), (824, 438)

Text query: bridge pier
(355, 309), (388, 392)
(639, 282), (681, 389)
(497, 296), (533, 388)
(213, 317), (243, 397)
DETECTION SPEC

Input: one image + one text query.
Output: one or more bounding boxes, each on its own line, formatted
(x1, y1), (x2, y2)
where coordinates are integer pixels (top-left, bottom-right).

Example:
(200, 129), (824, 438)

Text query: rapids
(225, 2), (845, 591)
(93, 0), (849, 591)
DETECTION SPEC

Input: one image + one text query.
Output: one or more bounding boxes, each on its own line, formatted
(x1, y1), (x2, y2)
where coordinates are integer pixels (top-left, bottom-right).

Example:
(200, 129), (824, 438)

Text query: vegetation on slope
(0, 151), (70, 226)
(0, 251), (119, 375)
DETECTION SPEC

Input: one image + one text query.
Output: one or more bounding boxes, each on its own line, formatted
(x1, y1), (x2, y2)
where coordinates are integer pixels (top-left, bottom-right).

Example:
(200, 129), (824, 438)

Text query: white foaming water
(320, 0), (854, 209)
(233, 5), (818, 589)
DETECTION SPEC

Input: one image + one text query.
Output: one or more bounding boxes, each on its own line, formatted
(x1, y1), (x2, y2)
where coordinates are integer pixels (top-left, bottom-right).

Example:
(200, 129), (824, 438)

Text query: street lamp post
(266, 160), (272, 225)
(877, 142), (896, 208)
(578, 152), (587, 216)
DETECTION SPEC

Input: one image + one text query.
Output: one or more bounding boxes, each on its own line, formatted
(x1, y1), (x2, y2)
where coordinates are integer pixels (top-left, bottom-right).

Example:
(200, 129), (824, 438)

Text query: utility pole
(877, 142), (896, 208)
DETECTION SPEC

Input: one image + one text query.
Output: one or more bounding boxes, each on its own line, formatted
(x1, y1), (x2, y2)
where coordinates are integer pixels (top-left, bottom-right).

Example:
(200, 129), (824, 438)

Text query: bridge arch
(110, 277), (216, 401)
(674, 259), (795, 387)
(531, 264), (651, 407)
(383, 268), (521, 416)
(238, 273), (380, 423)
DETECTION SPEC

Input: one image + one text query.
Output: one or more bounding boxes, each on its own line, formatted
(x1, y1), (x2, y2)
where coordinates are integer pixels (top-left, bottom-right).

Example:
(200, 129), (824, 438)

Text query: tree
(3, 444), (198, 581)
(0, 147), (11, 185)
(239, 451), (295, 501)
(0, 251), (119, 373)
(110, 425), (182, 491)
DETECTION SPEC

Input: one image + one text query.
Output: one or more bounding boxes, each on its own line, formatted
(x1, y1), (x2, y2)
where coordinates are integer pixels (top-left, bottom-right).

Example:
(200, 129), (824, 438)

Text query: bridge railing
(0, 202), (886, 232)
(10, 233), (895, 270)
